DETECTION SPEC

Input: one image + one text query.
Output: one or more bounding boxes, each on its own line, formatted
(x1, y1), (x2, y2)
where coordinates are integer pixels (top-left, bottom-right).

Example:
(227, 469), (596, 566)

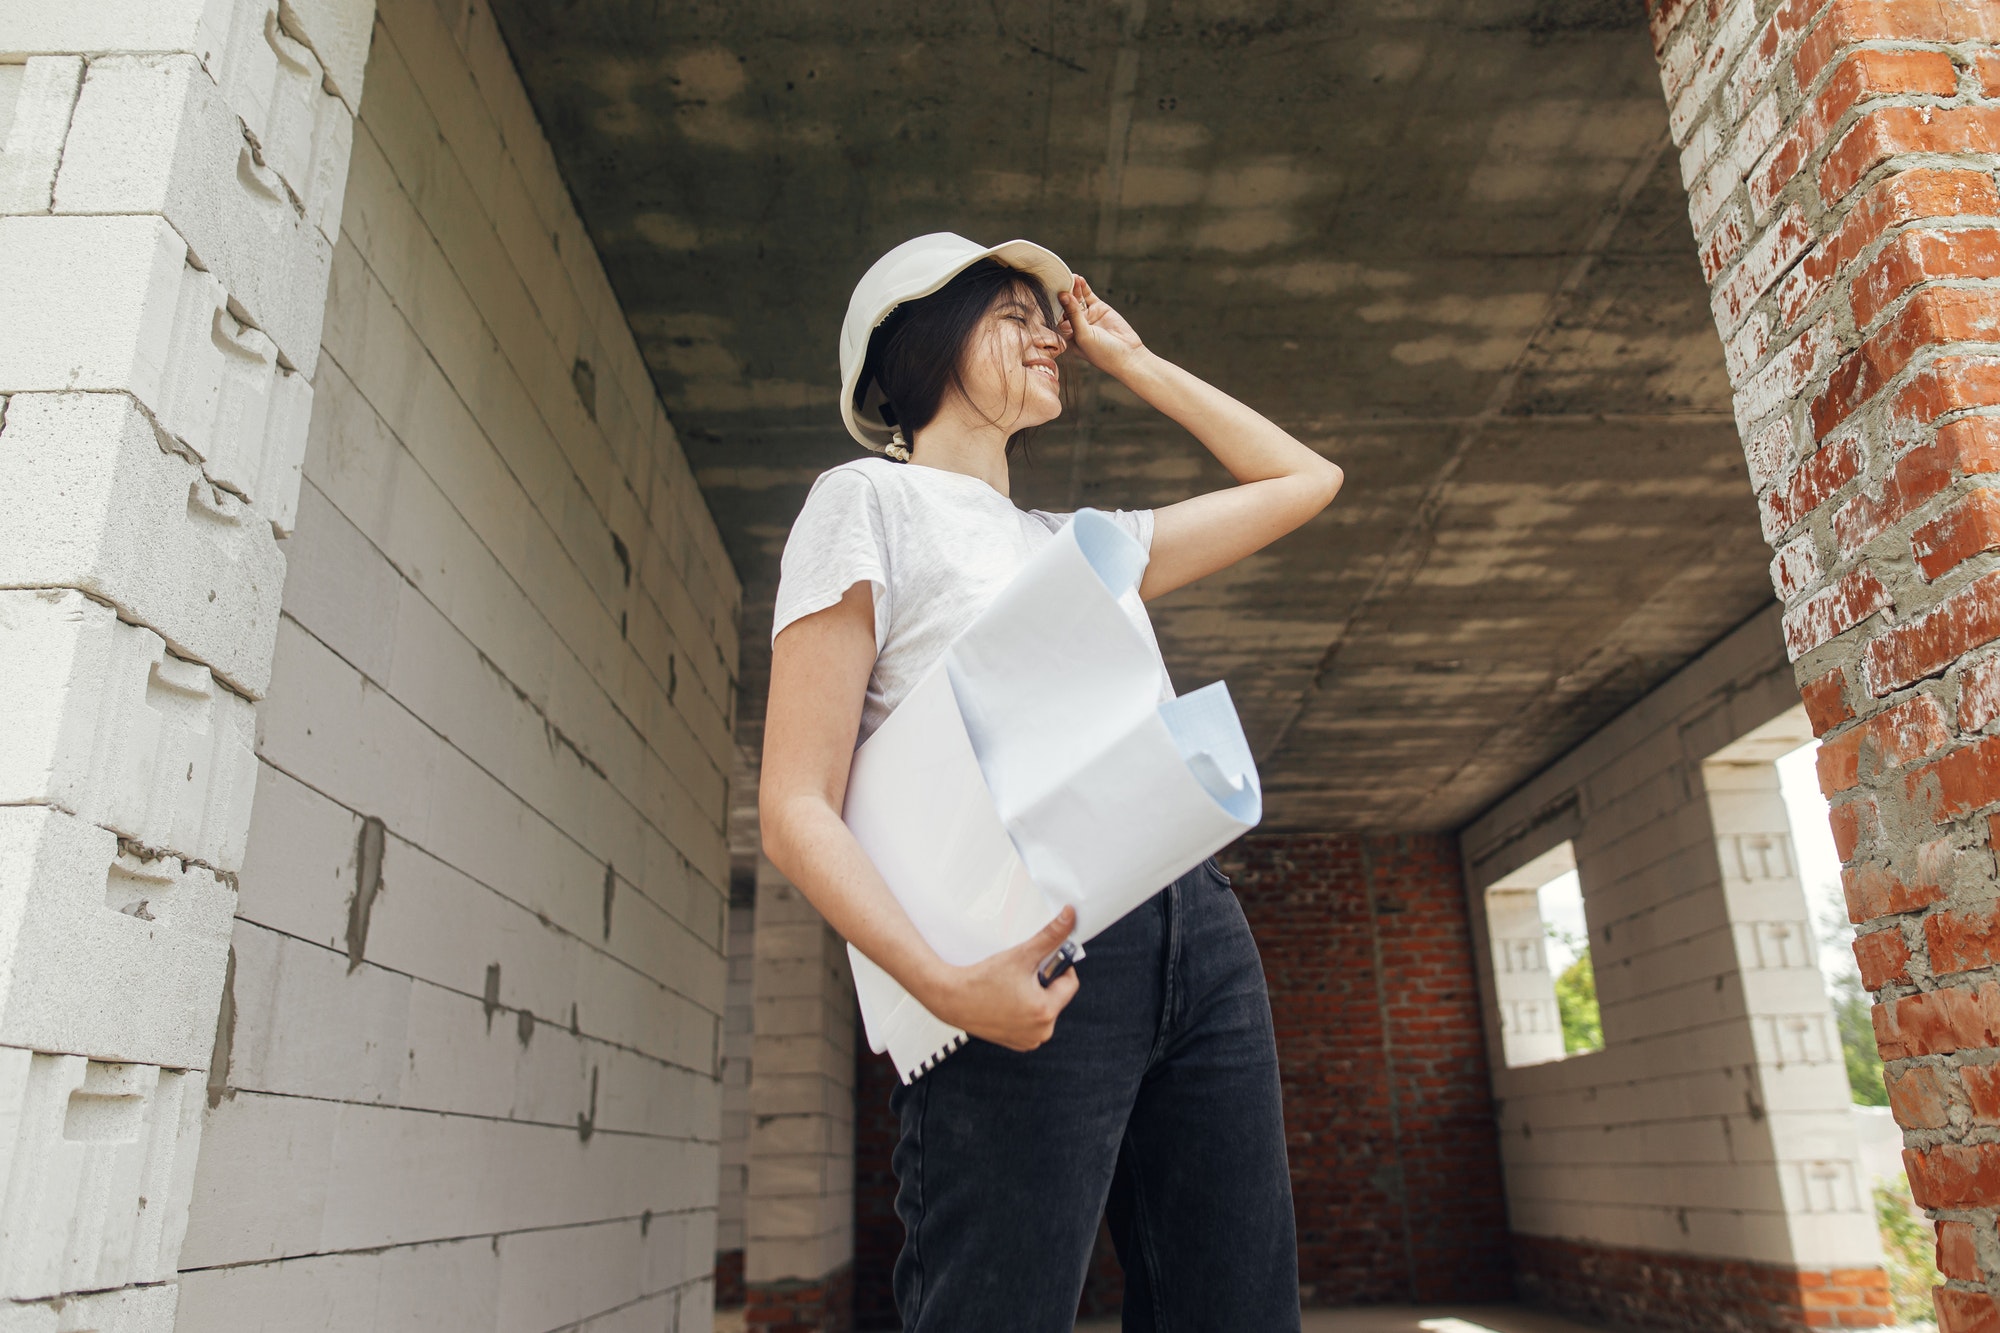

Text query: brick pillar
(1649, 0), (2000, 1328)
(0, 1), (371, 1324)
(745, 856), (855, 1332)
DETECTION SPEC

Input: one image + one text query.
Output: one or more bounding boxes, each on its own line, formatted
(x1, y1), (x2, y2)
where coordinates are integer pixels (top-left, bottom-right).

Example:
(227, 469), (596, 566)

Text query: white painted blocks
(0, 0), (368, 205)
(174, 1215), (708, 1332)
(0, 808), (234, 1068)
(492, 1205), (713, 1333)
(0, 216), (186, 393)
(157, 0), (745, 1305)
(1486, 887), (1566, 1068)
(0, 1283), (177, 1333)
(220, 917), (721, 1142)
(201, 13), (353, 237)
(0, 591), (257, 872)
(300, 315), (731, 858)
(0, 1048), (201, 1301)
(745, 867), (854, 1286)
(0, 393), (285, 697)
(282, 0), (375, 111)
(54, 54), (338, 378)
(0, 0), (216, 56)
(0, 0), (375, 1312)
(208, 315), (315, 535)
(0, 215), (313, 531)
(180, 1089), (713, 1264)
(234, 757), (724, 1089)
(0, 57), (82, 214)
(176, 1236), (506, 1330)
(254, 615), (728, 1018)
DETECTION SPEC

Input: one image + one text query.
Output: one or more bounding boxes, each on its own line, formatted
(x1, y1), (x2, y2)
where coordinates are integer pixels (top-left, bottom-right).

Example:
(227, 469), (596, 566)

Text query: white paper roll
(841, 509), (1262, 1082)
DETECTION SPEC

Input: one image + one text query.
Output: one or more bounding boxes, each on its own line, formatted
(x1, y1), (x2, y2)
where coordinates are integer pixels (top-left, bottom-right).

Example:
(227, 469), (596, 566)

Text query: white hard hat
(839, 232), (1074, 453)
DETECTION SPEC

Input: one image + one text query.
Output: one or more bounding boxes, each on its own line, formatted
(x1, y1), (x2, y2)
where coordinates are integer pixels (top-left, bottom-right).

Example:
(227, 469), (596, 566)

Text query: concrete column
(745, 857), (855, 1331)
(1649, 0), (2000, 1329)
(1483, 845), (1574, 1068)
(1703, 712), (1881, 1273)
(0, 2), (372, 1324)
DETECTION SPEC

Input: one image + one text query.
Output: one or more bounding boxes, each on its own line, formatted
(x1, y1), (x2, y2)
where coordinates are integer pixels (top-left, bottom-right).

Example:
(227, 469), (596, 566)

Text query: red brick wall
(746, 1266), (853, 1333)
(715, 1248), (745, 1310)
(850, 832), (1511, 1323)
(1231, 832), (1513, 1304)
(1514, 1234), (1893, 1332)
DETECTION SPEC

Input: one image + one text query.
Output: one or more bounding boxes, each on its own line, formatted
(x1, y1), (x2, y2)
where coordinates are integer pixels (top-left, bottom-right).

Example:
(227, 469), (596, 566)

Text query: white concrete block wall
(1486, 885), (1569, 1068)
(0, 1052), (202, 1303)
(0, 1), (373, 1325)
(1461, 605), (1881, 1270)
(55, 50), (337, 376)
(0, 591), (258, 874)
(746, 860), (855, 1288)
(173, 0), (741, 1328)
(0, 57), (80, 213)
(0, 809), (234, 1069)
(0, 389), (286, 698)
(1702, 719), (1878, 1265)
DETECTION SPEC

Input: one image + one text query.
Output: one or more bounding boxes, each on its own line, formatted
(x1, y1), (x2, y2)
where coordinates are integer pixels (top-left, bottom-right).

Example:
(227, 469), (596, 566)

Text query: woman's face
(953, 284), (1066, 434)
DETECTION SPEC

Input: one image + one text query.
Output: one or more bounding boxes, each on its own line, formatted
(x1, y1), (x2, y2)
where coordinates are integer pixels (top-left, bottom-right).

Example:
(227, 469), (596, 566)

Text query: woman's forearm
(1109, 347), (1340, 490)
(762, 791), (957, 1006)
(1097, 346), (1342, 599)
(764, 785), (1081, 1052)
(760, 586), (1078, 1053)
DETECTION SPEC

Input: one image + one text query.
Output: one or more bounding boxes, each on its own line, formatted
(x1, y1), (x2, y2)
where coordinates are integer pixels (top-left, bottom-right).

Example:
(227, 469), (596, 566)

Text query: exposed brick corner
(1655, 0), (2000, 1300)
(746, 1266), (855, 1333)
(1513, 1234), (1892, 1331)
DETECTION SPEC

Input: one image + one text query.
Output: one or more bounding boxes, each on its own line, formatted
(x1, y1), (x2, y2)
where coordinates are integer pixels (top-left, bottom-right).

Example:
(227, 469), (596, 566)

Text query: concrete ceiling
(489, 0), (1776, 832)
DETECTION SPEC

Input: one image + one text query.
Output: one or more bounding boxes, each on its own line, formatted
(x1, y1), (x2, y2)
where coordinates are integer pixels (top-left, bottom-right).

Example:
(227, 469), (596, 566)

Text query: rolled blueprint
(842, 509), (1262, 1082)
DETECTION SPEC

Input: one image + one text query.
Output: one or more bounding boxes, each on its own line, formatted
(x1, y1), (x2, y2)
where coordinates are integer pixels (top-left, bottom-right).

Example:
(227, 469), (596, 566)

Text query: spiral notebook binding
(901, 1031), (968, 1083)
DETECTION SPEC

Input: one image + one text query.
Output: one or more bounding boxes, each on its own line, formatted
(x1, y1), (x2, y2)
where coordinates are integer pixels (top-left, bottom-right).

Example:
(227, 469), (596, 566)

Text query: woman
(760, 233), (1342, 1332)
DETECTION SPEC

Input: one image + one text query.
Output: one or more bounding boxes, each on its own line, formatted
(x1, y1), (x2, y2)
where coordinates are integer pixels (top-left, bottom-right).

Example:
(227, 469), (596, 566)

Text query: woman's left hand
(1058, 275), (1145, 375)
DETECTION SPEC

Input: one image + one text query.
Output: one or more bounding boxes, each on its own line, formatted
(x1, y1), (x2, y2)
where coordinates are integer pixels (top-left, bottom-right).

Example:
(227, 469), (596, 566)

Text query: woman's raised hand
(927, 906), (1081, 1052)
(1058, 275), (1146, 375)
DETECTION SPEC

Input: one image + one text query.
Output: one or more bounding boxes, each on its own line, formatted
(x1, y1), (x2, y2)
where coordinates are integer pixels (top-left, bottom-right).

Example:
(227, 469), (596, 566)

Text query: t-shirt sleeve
(772, 468), (892, 649)
(1025, 505), (1155, 559)
(1107, 506), (1154, 556)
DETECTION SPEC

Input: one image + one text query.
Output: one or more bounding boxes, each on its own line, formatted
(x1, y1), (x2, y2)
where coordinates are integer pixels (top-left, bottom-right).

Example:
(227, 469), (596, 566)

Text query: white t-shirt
(772, 457), (1173, 747)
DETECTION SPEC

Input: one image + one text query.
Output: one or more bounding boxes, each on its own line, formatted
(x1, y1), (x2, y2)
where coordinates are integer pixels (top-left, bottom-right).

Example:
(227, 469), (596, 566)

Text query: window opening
(1485, 840), (1602, 1067)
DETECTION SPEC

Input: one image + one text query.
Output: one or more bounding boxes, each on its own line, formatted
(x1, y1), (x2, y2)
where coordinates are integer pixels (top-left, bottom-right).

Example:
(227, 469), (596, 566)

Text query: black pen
(1037, 940), (1081, 987)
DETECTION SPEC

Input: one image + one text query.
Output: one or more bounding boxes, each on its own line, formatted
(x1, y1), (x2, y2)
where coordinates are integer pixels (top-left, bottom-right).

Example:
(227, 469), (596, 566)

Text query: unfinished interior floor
(1082, 1310), (1639, 1333)
(716, 1305), (1631, 1333)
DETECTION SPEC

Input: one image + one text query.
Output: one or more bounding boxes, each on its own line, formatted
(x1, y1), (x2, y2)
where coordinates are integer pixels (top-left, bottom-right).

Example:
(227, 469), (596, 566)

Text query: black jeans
(889, 857), (1300, 1332)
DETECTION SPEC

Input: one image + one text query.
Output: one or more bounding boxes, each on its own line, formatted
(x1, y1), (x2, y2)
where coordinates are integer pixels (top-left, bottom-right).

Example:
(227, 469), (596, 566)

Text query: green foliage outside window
(1875, 1177), (1939, 1328)
(1830, 969), (1889, 1107)
(1550, 937), (1602, 1055)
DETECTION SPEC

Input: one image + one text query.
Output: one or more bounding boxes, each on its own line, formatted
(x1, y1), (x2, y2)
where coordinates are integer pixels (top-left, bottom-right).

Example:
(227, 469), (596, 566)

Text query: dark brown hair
(855, 259), (1060, 459)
